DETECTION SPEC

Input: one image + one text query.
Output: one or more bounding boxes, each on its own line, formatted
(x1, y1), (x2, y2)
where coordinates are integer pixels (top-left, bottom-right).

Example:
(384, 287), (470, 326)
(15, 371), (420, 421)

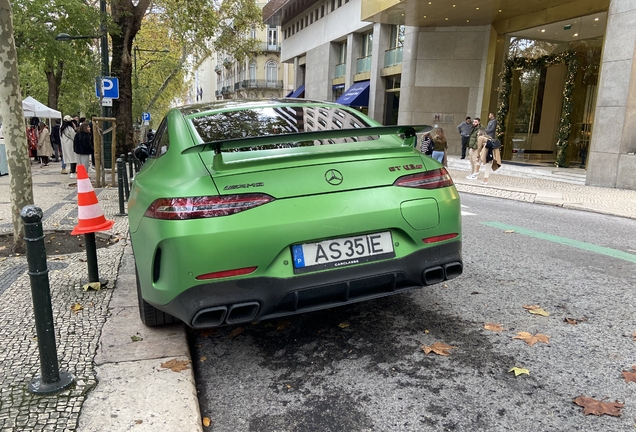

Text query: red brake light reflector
(393, 168), (454, 189)
(145, 194), (274, 220)
(196, 266), (258, 280)
(423, 233), (459, 244)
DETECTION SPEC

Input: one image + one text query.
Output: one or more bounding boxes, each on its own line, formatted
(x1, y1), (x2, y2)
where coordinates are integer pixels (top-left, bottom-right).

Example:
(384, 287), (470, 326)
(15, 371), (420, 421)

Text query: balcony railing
(241, 79), (283, 89)
(221, 86), (230, 94)
(214, 65), (222, 75)
(215, 90), (222, 97)
(234, 82), (241, 90)
(260, 42), (281, 52)
(384, 46), (403, 67)
(335, 62), (346, 78)
(356, 55), (371, 74)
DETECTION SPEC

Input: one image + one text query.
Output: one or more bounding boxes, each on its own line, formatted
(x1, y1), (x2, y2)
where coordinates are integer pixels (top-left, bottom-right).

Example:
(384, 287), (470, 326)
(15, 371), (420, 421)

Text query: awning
(288, 85), (305, 98)
(336, 81), (370, 107)
(285, 89), (294, 97)
(22, 96), (62, 119)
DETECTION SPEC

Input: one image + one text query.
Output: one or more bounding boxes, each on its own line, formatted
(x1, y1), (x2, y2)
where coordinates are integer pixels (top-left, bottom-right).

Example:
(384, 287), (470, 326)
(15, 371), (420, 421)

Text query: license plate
(291, 232), (395, 274)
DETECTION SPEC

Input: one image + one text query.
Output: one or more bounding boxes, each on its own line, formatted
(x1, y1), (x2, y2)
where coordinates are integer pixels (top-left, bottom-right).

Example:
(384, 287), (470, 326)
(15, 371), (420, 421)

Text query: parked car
(129, 99), (463, 328)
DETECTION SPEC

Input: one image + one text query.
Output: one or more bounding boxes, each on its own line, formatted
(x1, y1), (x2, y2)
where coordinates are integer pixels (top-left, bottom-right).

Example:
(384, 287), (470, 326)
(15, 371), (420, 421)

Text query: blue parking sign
(95, 77), (119, 99)
(142, 112), (151, 122)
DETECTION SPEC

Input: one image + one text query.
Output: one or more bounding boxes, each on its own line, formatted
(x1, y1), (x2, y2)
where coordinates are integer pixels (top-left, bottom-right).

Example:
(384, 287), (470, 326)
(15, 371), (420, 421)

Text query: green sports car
(129, 99), (462, 328)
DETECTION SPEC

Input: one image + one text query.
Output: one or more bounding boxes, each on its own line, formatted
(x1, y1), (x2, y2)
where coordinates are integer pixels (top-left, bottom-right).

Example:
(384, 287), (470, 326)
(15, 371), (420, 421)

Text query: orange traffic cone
(71, 165), (114, 235)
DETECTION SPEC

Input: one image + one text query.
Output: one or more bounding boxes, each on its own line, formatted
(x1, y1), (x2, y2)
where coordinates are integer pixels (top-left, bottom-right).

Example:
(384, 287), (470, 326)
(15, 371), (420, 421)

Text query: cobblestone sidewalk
(0, 164), (129, 432)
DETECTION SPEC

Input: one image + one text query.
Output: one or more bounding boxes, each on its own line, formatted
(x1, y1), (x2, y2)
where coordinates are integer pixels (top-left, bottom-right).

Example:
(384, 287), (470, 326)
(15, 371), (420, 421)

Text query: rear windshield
(190, 105), (379, 150)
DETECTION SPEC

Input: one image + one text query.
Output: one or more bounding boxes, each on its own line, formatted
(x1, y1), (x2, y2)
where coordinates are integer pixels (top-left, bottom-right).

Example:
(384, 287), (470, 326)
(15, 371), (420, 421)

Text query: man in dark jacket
(51, 119), (61, 162)
(457, 116), (473, 159)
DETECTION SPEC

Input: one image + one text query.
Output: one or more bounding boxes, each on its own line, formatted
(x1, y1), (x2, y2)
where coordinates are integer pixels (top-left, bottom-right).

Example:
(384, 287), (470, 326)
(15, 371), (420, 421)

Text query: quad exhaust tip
(191, 302), (261, 328)
(421, 261), (463, 286)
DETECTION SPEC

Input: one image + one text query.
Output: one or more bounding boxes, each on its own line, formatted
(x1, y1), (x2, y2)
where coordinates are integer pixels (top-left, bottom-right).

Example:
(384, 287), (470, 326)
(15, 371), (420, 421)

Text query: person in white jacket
(60, 115), (78, 178)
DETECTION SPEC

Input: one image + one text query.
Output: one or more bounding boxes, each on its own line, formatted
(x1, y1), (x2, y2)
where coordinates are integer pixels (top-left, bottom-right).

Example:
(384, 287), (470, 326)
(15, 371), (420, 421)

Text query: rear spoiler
(181, 125), (433, 155)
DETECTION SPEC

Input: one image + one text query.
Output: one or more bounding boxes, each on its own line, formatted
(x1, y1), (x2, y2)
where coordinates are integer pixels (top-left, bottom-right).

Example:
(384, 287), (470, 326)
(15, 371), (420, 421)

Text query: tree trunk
(0, 0), (34, 253)
(110, 0), (151, 156)
(45, 60), (64, 110)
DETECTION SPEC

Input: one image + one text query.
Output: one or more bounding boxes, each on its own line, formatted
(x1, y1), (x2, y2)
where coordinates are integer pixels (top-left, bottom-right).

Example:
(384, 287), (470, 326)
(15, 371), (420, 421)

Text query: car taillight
(144, 194), (274, 220)
(196, 266), (257, 280)
(393, 168), (454, 189)
(423, 233), (459, 244)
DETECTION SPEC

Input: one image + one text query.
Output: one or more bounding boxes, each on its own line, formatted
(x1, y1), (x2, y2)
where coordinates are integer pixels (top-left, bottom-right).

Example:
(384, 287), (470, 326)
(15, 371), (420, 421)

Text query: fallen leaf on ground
(565, 318), (579, 325)
(504, 230), (515, 234)
(228, 327), (244, 338)
(202, 417), (211, 427)
(134, 420), (143, 424)
(484, 323), (504, 332)
(198, 328), (218, 338)
(513, 332), (550, 346)
(277, 321), (292, 331)
(632, 331), (636, 341)
(508, 367), (530, 377)
(338, 322), (350, 329)
(200, 356), (207, 363)
(130, 334), (143, 342)
(622, 366), (636, 383)
(422, 342), (456, 356)
(523, 304), (549, 316)
(160, 359), (190, 372)
(82, 282), (101, 291)
(573, 396), (624, 416)
(71, 303), (83, 313)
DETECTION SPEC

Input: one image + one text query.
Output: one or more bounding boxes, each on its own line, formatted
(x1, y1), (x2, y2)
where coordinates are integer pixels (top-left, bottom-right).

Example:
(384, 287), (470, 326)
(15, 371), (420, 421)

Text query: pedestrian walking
(36, 122), (53, 166)
(60, 115), (78, 178)
(73, 122), (93, 174)
(474, 131), (502, 185)
(484, 112), (497, 138)
(465, 119), (482, 179)
(430, 127), (447, 164)
(457, 116), (473, 159)
(51, 119), (62, 162)
(420, 131), (433, 156)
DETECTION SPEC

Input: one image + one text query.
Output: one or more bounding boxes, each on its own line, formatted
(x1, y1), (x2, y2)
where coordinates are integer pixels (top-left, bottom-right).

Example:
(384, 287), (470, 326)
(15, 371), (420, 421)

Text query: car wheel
(135, 264), (178, 326)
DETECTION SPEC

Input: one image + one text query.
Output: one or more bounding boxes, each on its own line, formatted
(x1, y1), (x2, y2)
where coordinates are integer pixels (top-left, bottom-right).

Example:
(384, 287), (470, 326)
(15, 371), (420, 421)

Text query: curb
(77, 242), (202, 432)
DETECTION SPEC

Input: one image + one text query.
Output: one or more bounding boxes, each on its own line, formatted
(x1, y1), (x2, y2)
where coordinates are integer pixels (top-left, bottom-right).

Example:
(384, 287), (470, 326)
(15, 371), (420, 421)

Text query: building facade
(264, 0), (636, 190)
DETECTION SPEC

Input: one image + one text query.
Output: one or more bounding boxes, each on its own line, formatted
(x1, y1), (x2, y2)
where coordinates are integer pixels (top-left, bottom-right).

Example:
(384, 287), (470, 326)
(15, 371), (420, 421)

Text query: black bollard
(127, 152), (134, 186)
(115, 157), (126, 216)
(121, 154), (130, 201)
(82, 232), (108, 287)
(21, 205), (75, 395)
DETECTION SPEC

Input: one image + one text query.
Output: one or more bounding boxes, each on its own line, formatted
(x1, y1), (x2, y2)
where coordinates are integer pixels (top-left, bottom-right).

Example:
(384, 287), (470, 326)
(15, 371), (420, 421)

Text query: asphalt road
(191, 193), (636, 431)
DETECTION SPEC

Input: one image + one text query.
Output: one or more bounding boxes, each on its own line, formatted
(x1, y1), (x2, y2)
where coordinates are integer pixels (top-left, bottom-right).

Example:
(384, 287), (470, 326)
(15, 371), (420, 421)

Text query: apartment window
(315, 8), (319, 20)
(389, 25), (405, 49)
(310, 14), (313, 24)
(296, 22), (299, 32)
(339, 41), (347, 63)
(331, 0), (335, 12)
(305, 16), (308, 27)
(338, 0), (342, 7)
(268, 27), (278, 47)
(266, 61), (278, 83)
(321, 5), (324, 17)
(249, 62), (256, 81)
(361, 31), (373, 57)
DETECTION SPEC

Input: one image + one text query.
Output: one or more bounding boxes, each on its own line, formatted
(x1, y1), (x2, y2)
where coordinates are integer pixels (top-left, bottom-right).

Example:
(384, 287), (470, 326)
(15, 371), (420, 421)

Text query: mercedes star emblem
(325, 169), (343, 185)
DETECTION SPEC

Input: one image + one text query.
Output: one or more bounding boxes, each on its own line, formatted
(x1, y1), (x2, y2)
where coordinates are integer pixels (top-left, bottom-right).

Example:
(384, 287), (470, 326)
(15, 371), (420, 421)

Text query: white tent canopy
(22, 96), (62, 119)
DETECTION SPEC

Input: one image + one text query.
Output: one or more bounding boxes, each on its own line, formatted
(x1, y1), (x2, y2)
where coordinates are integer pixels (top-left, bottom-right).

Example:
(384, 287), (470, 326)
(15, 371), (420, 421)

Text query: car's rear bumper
(150, 241), (462, 328)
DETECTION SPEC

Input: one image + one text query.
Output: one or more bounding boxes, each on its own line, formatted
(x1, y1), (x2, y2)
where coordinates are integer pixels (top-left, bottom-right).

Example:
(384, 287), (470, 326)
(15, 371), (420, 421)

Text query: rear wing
(181, 125), (432, 155)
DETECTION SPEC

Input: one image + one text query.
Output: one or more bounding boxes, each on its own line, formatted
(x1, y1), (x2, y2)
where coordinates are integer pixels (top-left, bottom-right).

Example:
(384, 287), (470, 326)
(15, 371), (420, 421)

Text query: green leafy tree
(12, 0), (100, 113)
(109, 0), (263, 155)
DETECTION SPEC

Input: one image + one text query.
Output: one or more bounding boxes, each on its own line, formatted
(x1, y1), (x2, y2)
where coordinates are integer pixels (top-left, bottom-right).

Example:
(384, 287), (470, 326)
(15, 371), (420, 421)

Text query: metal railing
(241, 79), (284, 89)
(356, 55), (371, 74)
(260, 42), (281, 52)
(335, 62), (346, 78)
(384, 46), (403, 67)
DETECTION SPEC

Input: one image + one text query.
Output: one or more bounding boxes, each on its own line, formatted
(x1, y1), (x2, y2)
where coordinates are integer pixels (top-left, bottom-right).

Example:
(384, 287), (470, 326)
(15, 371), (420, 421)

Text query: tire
(136, 264), (178, 326)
